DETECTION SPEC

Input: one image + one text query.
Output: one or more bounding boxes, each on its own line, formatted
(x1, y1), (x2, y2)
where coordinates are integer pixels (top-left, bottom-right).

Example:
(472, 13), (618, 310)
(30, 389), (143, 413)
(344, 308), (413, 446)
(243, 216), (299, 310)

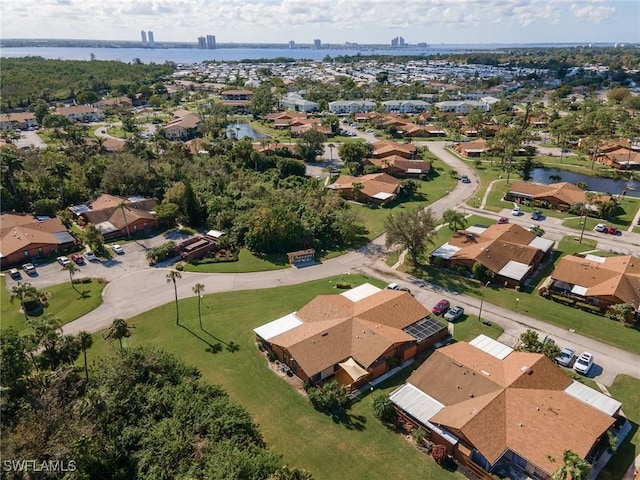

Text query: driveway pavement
(15, 130), (47, 149)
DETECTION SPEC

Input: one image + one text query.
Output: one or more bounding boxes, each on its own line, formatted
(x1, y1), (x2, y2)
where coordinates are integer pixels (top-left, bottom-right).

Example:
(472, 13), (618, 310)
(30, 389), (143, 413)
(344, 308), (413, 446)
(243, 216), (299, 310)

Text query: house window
(38, 248), (44, 257)
(512, 452), (527, 469)
(24, 251), (29, 258)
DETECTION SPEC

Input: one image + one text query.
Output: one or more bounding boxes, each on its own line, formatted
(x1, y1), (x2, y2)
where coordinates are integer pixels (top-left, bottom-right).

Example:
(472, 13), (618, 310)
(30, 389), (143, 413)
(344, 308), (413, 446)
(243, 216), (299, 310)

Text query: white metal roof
(466, 225), (488, 235)
(498, 260), (531, 281)
(253, 312), (302, 341)
(430, 243), (460, 260)
(469, 334), (514, 360)
(389, 383), (445, 425)
(571, 285), (589, 296)
(564, 381), (622, 416)
(372, 192), (395, 200)
(206, 229), (226, 238)
(585, 254), (606, 263)
(341, 283), (381, 302)
(529, 236), (554, 253)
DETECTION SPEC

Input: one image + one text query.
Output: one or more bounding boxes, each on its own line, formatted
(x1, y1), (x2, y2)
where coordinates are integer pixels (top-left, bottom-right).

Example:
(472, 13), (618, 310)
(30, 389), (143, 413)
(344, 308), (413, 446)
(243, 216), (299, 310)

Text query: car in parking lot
(57, 255), (71, 266)
(573, 352), (594, 375)
(607, 226), (619, 235)
(595, 223), (607, 233)
(8, 268), (21, 280)
(385, 282), (399, 290)
(531, 209), (542, 220)
(111, 244), (124, 255)
(432, 299), (451, 315)
(555, 347), (575, 367)
(444, 306), (465, 322)
(460, 175), (471, 183)
(71, 253), (85, 265)
(498, 216), (509, 224)
(22, 263), (36, 275)
(512, 206), (522, 216)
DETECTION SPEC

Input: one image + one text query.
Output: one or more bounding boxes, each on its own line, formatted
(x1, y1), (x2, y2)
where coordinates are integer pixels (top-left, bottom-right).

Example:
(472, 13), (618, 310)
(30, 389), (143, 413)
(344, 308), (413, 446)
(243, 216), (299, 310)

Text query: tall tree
(166, 270), (182, 326)
(103, 318), (134, 350)
(82, 223), (105, 253)
(62, 262), (80, 293)
(46, 160), (71, 205)
(10, 282), (39, 322)
(384, 208), (437, 267)
(295, 130), (325, 162)
(193, 283), (205, 330)
(117, 201), (131, 238)
(77, 331), (93, 381)
(0, 149), (24, 198)
(442, 209), (467, 232)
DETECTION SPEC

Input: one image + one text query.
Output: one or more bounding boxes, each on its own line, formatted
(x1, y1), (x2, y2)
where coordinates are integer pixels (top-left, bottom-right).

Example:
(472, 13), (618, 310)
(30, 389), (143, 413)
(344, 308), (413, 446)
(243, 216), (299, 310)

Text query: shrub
(411, 428), (428, 446)
(371, 392), (396, 423)
(266, 350), (277, 362)
(307, 381), (349, 415)
(385, 356), (401, 370)
(432, 444), (448, 465)
(175, 262), (185, 271)
(335, 282), (352, 289)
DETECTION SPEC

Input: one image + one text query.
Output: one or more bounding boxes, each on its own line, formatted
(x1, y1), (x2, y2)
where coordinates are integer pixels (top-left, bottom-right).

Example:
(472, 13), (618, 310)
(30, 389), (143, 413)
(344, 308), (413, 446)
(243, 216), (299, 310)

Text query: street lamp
(477, 281), (490, 323)
(516, 297), (520, 310)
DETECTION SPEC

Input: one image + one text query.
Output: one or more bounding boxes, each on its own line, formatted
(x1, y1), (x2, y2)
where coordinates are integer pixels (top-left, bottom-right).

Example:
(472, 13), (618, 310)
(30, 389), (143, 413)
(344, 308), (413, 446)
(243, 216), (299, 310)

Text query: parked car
(498, 216), (509, 224)
(460, 175), (471, 184)
(555, 347), (576, 367)
(71, 253), (85, 265)
(573, 352), (594, 375)
(22, 263), (36, 275)
(385, 283), (399, 290)
(111, 244), (124, 255)
(512, 206), (521, 216)
(8, 268), (21, 280)
(595, 223), (608, 233)
(57, 256), (71, 266)
(444, 306), (465, 322)
(432, 299), (451, 315)
(84, 251), (98, 262)
(607, 226), (619, 235)
(531, 209), (542, 220)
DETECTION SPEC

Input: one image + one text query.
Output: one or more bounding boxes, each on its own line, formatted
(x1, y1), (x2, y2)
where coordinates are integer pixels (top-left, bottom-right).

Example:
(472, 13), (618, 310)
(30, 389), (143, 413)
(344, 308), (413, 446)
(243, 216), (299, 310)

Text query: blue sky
(2, 0), (639, 44)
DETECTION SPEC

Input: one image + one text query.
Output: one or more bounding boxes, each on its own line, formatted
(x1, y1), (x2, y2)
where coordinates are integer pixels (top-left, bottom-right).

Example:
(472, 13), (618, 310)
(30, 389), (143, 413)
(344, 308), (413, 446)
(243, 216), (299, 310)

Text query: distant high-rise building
(289, 40), (295, 49)
(148, 31), (155, 48)
(198, 36), (207, 49)
(313, 39), (321, 49)
(391, 37), (398, 47)
(141, 30), (148, 47)
(206, 35), (216, 49)
(399, 36), (405, 46)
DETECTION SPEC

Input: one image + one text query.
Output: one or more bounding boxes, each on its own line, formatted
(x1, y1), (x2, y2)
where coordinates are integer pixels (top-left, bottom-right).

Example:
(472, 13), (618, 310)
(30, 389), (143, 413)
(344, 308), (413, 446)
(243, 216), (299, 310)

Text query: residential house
(528, 112), (549, 128)
(365, 156), (431, 177)
(548, 254), (640, 315)
(391, 335), (621, 479)
(430, 223), (554, 287)
(595, 147), (640, 170)
(327, 172), (402, 205)
(221, 89), (253, 111)
(479, 96), (501, 110)
(0, 112), (38, 130)
(0, 213), (77, 268)
(435, 100), (487, 114)
(328, 100), (376, 114)
(254, 283), (448, 391)
(92, 96), (133, 110)
(265, 111), (309, 129)
(290, 119), (332, 137)
(162, 111), (202, 140)
(372, 140), (417, 159)
(99, 137), (126, 153)
(455, 138), (488, 157)
(55, 106), (104, 122)
(280, 93), (319, 112)
(71, 194), (158, 239)
(505, 182), (609, 212)
(382, 100), (430, 114)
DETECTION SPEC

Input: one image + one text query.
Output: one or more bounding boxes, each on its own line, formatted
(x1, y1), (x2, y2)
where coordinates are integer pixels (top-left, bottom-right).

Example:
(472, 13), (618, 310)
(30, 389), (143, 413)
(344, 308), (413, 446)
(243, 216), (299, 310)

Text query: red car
(71, 253), (85, 264)
(607, 227), (619, 235)
(432, 299), (451, 315)
(498, 217), (509, 224)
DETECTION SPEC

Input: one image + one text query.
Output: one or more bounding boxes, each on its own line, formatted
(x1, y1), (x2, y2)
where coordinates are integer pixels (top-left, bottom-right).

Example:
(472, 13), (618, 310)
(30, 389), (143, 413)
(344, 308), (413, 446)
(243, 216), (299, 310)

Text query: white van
(385, 283), (399, 290)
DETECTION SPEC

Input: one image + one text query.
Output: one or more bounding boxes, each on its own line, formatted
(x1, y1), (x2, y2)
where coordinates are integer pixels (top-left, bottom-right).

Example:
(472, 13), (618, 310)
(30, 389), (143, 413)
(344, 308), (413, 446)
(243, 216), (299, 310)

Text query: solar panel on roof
(403, 316), (446, 343)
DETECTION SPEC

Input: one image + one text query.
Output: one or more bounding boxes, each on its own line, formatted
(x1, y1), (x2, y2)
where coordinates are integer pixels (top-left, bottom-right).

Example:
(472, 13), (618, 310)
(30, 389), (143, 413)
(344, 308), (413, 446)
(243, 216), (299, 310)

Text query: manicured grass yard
(183, 248), (289, 273)
(563, 197), (640, 231)
(452, 315), (504, 342)
(599, 375), (640, 480)
(86, 275), (464, 480)
(1, 276), (105, 334)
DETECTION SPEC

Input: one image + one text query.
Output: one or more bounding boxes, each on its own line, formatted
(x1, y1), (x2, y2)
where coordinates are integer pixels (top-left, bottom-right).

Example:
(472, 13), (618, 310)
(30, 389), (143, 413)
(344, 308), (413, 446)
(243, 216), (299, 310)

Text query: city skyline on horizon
(1, 0), (639, 46)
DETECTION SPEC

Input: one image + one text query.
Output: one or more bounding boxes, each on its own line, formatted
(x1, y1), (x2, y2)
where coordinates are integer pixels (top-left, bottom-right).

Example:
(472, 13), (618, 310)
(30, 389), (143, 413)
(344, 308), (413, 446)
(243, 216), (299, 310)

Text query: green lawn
(85, 275), (464, 480)
(452, 315), (504, 342)
(183, 248), (289, 273)
(598, 375), (640, 480)
(1, 275), (105, 334)
(562, 197), (640, 230)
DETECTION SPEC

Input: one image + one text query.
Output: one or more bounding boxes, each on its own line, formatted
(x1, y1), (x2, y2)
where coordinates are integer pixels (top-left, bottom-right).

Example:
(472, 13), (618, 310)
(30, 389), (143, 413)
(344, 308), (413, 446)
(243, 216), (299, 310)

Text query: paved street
(12, 138), (639, 386)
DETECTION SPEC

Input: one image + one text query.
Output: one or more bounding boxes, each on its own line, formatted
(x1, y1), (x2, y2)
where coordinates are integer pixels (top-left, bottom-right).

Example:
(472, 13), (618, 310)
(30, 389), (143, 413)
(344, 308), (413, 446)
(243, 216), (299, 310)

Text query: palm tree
(103, 318), (134, 350)
(442, 209), (467, 232)
(117, 201), (131, 238)
(62, 262), (80, 292)
(0, 149), (24, 198)
(268, 466), (314, 480)
(351, 182), (364, 202)
(193, 283), (205, 330)
(550, 450), (591, 480)
(83, 223), (105, 254)
(46, 160), (71, 205)
(327, 142), (335, 161)
(10, 282), (39, 322)
(166, 270), (182, 326)
(77, 331), (93, 380)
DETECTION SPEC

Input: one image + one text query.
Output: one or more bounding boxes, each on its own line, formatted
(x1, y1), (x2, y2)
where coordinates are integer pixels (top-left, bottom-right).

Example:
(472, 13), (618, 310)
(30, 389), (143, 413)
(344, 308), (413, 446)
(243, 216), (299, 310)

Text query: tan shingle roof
(508, 181), (594, 206)
(1, 213), (74, 257)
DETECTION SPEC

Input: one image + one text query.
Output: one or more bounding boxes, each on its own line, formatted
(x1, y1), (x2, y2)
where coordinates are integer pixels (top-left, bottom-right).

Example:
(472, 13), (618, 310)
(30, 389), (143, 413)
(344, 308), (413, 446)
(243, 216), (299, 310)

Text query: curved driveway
(58, 140), (639, 385)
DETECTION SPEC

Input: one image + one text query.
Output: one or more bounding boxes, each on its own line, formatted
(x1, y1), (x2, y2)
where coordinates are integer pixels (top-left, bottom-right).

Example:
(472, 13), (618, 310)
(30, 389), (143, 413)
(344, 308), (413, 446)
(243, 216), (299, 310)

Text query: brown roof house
(0, 213), (77, 267)
(505, 182), (609, 212)
(327, 172), (401, 205)
(595, 147), (640, 170)
(365, 155), (431, 177)
(390, 335), (622, 479)
(549, 254), (640, 315)
(455, 138), (488, 158)
(71, 194), (158, 239)
(372, 140), (417, 159)
(0, 112), (38, 130)
(92, 96), (133, 110)
(162, 110), (202, 141)
(431, 223), (554, 287)
(254, 283), (447, 391)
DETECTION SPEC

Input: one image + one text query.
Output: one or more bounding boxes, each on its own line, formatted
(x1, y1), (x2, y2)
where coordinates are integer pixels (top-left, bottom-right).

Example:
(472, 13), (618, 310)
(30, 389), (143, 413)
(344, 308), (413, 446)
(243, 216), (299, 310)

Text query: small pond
(226, 122), (268, 140)
(527, 168), (640, 198)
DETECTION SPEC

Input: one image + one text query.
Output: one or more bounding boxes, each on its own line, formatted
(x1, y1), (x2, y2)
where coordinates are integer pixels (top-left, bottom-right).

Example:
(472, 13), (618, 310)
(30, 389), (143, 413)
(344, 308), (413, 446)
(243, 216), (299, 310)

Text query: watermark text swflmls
(3, 460), (77, 472)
